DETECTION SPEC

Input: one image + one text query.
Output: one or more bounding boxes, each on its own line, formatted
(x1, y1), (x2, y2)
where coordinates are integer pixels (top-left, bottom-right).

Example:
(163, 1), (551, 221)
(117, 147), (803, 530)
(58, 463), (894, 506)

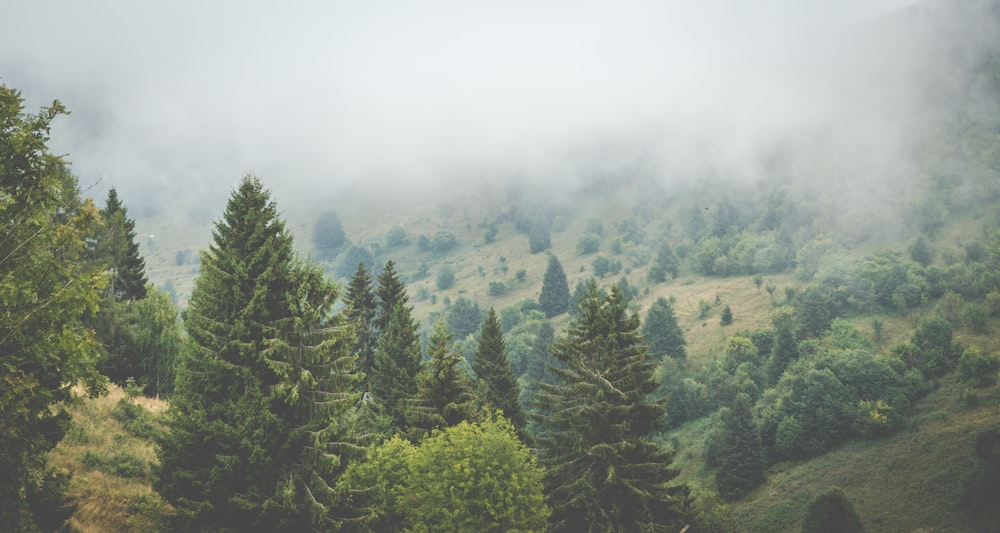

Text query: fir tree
(767, 320), (798, 385)
(539, 254), (570, 318)
(643, 297), (687, 360)
(533, 281), (691, 532)
(374, 260), (408, 334)
(720, 304), (734, 325)
(407, 320), (476, 438)
(369, 302), (422, 430)
(529, 217), (551, 253)
(98, 187), (147, 301)
(156, 175), (358, 530)
(474, 308), (527, 440)
(345, 262), (377, 382)
(714, 393), (765, 501)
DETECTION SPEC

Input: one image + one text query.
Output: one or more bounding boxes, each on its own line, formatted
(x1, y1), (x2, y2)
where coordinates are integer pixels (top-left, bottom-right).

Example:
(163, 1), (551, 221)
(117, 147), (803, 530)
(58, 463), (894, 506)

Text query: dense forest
(4, 1), (1000, 532)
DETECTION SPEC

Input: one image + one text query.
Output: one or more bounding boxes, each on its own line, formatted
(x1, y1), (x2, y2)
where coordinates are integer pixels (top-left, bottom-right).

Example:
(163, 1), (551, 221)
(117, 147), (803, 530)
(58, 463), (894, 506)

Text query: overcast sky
(1, 1), (928, 215)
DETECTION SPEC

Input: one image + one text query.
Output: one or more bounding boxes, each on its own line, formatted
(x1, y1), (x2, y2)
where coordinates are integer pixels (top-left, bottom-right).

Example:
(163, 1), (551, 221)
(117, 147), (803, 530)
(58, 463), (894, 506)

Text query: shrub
(430, 231), (459, 253)
(386, 225), (408, 247)
(959, 345), (1000, 388)
(488, 280), (506, 296)
(576, 233), (601, 255)
(436, 266), (456, 290)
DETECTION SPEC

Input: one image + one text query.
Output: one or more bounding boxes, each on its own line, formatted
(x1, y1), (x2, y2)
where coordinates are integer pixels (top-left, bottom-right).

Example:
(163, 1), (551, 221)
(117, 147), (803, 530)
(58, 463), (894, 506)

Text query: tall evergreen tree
(767, 320), (799, 385)
(0, 87), (107, 532)
(474, 308), (527, 440)
(98, 187), (147, 301)
(714, 392), (765, 501)
(533, 281), (691, 532)
(374, 260), (408, 334)
(369, 302), (422, 430)
(539, 254), (570, 318)
(407, 320), (475, 438)
(156, 176), (358, 530)
(643, 297), (687, 360)
(345, 262), (377, 382)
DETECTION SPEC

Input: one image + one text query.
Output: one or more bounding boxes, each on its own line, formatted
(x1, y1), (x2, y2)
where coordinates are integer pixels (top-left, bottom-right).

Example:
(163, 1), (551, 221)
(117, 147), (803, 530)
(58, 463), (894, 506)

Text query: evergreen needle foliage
(474, 308), (528, 441)
(539, 254), (570, 318)
(406, 319), (476, 438)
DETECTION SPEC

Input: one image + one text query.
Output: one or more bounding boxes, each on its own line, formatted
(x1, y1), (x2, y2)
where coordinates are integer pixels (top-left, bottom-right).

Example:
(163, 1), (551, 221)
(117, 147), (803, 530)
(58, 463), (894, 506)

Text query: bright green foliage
(346, 418), (549, 532)
(474, 308), (527, 440)
(539, 254), (570, 318)
(0, 86), (108, 532)
(759, 368), (855, 460)
(127, 287), (182, 397)
(800, 489), (865, 533)
(958, 345), (1000, 387)
(910, 315), (960, 377)
(713, 393), (765, 501)
(345, 262), (377, 383)
(369, 302), (422, 430)
(533, 281), (691, 532)
(374, 260), (408, 334)
(155, 176), (359, 530)
(407, 320), (476, 437)
(643, 297), (687, 360)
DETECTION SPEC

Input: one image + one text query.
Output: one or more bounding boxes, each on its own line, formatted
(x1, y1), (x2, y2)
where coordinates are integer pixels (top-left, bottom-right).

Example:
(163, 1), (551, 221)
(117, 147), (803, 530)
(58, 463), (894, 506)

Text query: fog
(0, 0), (974, 217)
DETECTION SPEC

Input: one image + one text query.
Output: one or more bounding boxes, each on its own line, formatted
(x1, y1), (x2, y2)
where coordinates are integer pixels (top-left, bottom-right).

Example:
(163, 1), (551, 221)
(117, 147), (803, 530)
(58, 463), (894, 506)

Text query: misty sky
(1, 1), (925, 215)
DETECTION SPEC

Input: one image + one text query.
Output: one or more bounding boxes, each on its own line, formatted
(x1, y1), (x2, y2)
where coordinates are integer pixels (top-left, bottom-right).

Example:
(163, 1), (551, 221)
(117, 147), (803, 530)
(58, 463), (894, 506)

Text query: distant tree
(533, 282), (691, 532)
(345, 263), (378, 383)
(539, 255), (570, 317)
(447, 297), (484, 339)
(474, 308), (527, 440)
(97, 187), (148, 301)
(767, 321), (799, 385)
(483, 223), (499, 244)
(800, 489), (864, 533)
(795, 286), (832, 339)
(592, 255), (622, 277)
(385, 225), (408, 247)
(714, 393), (765, 501)
(488, 280), (506, 296)
(643, 297), (687, 359)
(586, 218), (605, 236)
(313, 210), (348, 260)
(337, 244), (375, 279)
(720, 305), (734, 325)
(370, 302), (422, 430)
(0, 89), (107, 531)
(436, 265), (456, 290)
(958, 345), (1000, 387)
(576, 232), (601, 255)
(908, 235), (933, 267)
(430, 230), (459, 253)
(128, 287), (182, 397)
(648, 241), (680, 283)
(911, 315), (959, 377)
(529, 218), (551, 254)
(407, 320), (476, 437)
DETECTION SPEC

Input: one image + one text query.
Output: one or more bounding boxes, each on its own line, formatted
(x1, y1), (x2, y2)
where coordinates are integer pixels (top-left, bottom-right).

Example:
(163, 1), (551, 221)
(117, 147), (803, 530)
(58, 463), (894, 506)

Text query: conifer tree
(407, 320), (475, 438)
(346, 262), (377, 382)
(767, 320), (798, 385)
(369, 302), (422, 430)
(474, 308), (527, 440)
(714, 392), (765, 501)
(539, 254), (570, 318)
(98, 187), (147, 301)
(643, 297), (687, 360)
(156, 175), (358, 530)
(533, 281), (691, 532)
(374, 260), (408, 333)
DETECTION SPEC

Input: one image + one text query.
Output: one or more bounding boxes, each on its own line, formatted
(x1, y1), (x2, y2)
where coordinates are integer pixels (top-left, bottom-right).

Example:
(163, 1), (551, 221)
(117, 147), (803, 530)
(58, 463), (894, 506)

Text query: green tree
(96, 187), (148, 301)
(128, 286), (182, 397)
(156, 176), (358, 530)
(533, 282), (691, 532)
(385, 225), (408, 247)
(643, 297), (687, 359)
(648, 240), (680, 283)
(446, 296), (484, 339)
(529, 217), (551, 254)
(800, 489), (864, 533)
(720, 304), (734, 325)
(429, 230), (458, 253)
(576, 233), (601, 255)
(0, 86), (108, 532)
(312, 210), (347, 260)
(713, 393), (765, 501)
(767, 320), (799, 385)
(539, 254), (570, 318)
(436, 265), (455, 290)
(407, 320), (476, 437)
(345, 262), (377, 384)
(370, 302), (422, 430)
(474, 308), (527, 440)
(374, 260), (408, 334)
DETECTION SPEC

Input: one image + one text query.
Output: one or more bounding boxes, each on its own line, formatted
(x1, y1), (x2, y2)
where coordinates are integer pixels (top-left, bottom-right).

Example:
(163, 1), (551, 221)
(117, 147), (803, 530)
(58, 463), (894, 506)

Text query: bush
(430, 231), (459, 253)
(576, 233), (601, 255)
(386, 225), (408, 247)
(483, 224), (498, 244)
(488, 280), (506, 296)
(592, 255), (622, 277)
(436, 266), (456, 290)
(959, 345), (1000, 388)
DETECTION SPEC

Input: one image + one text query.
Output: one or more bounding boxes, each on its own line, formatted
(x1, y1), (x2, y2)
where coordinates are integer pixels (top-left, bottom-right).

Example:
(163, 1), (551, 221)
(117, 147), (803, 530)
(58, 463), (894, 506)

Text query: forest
(4, 2), (1000, 532)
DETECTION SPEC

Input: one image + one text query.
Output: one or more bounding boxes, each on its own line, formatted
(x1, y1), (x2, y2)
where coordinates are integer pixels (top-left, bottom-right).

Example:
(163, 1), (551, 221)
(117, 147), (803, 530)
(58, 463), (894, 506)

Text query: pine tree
(720, 304), (734, 325)
(0, 87), (107, 531)
(346, 262), (377, 382)
(767, 320), (798, 385)
(533, 281), (691, 532)
(156, 175), (358, 530)
(643, 297), (687, 360)
(714, 392), (765, 501)
(374, 260), (408, 334)
(98, 187), (147, 301)
(474, 308), (527, 440)
(539, 254), (570, 318)
(369, 302), (422, 430)
(407, 320), (475, 438)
